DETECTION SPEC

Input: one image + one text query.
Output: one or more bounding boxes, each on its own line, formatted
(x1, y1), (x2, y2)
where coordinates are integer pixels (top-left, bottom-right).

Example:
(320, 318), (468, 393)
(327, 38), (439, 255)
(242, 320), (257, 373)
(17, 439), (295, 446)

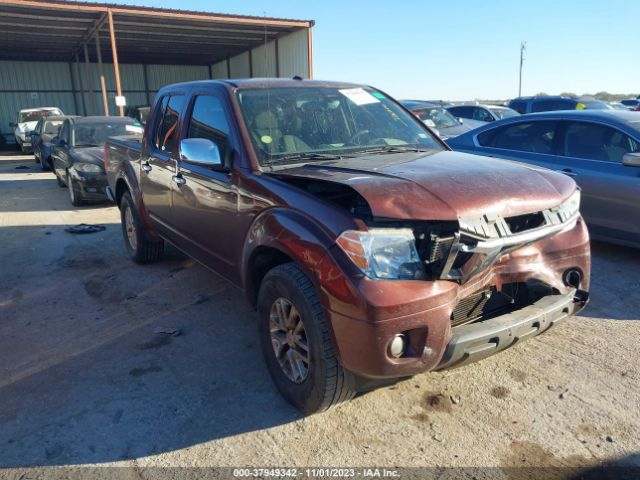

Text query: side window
(478, 121), (558, 154)
(562, 122), (639, 163)
(187, 95), (231, 163)
(450, 106), (473, 119)
(473, 107), (493, 122)
(58, 122), (68, 144)
(154, 95), (185, 154)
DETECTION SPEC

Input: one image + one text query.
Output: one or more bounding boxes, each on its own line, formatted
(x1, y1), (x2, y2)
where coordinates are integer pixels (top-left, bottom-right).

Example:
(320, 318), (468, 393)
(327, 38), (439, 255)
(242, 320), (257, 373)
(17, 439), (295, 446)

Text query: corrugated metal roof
(0, 0), (313, 65)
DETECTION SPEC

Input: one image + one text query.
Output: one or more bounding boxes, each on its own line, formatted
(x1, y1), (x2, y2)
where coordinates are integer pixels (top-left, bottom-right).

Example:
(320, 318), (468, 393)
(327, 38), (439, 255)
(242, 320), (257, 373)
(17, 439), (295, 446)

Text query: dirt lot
(0, 153), (638, 479)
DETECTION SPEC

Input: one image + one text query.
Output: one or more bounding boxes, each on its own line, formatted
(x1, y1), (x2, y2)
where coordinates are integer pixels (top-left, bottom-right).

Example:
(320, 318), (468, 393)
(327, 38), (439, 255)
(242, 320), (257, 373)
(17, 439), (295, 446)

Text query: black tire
(257, 263), (355, 414)
(120, 190), (164, 264)
(40, 154), (49, 171)
(67, 171), (83, 206)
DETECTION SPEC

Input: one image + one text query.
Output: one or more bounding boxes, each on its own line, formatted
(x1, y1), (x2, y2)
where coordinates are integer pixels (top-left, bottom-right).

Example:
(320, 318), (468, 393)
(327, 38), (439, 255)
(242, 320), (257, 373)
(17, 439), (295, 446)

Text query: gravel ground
(0, 153), (638, 479)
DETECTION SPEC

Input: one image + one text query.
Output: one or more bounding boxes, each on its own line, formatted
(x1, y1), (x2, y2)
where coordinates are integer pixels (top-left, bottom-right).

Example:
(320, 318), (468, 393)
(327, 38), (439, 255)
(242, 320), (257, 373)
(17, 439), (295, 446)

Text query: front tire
(120, 191), (164, 264)
(40, 154), (49, 171)
(258, 263), (355, 414)
(67, 171), (83, 206)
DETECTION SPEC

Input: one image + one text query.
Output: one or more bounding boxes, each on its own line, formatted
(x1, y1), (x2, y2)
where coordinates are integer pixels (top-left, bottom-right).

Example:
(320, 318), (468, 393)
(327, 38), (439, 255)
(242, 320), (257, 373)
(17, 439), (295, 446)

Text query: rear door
(140, 93), (185, 237)
(170, 91), (241, 281)
(556, 120), (640, 242)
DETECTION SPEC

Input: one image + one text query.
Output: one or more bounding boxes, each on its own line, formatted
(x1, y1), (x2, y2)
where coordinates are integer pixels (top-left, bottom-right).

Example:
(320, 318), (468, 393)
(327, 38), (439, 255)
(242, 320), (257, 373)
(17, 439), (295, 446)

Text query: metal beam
(95, 34), (109, 116)
(74, 54), (87, 116)
(107, 8), (124, 116)
(307, 27), (313, 79)
(83, 42), (96, 115)
(68, 62), (79, 114)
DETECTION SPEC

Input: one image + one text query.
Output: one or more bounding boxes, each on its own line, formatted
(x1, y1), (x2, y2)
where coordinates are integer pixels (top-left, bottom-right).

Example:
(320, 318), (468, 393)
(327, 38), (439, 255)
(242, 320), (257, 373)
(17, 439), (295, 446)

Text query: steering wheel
(348, 129), (371, 145)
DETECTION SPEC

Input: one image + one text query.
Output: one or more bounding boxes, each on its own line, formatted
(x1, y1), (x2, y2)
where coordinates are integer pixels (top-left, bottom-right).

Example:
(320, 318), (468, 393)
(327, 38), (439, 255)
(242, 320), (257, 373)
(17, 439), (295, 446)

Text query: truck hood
(273, 150), (576, 221)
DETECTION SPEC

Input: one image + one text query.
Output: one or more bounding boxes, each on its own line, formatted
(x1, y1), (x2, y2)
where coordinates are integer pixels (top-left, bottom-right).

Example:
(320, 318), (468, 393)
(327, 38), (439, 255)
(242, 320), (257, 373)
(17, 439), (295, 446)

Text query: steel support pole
(306, 27), (313, 79)
(75, 54), (87, 116)
(83, 43), (96, 115)
(107, 8), (124, 116)
(95, 34), (109, 116)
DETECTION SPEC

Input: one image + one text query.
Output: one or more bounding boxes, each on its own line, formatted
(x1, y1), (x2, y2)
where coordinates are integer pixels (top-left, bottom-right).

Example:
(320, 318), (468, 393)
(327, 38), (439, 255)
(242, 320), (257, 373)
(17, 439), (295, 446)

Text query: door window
(187, 95), (231, 164)
(477, 121), (558, 154)
(154, 95), (185, 154)
(473, 107), (493, 122)
(562, 122), (640, 163)
(449, 106), (474, 119)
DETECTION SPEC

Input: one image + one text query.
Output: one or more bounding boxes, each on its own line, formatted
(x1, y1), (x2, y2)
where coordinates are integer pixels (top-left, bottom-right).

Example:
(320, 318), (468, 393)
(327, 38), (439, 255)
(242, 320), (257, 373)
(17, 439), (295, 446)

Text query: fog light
(563, 268), (582, 288)
(388, 334), (407, 358)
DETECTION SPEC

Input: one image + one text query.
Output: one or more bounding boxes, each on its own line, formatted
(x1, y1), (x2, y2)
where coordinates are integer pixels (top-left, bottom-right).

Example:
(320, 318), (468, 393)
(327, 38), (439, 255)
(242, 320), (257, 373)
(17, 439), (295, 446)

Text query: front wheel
(67, 171), (83, 206)
(120, 191), (164, 264)
(258, 263), (355, 414)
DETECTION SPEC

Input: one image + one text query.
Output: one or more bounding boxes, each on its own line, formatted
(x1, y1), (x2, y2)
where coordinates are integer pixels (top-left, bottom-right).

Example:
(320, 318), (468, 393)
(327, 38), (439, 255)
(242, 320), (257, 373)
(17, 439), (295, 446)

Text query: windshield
(414, 107), (459, 129)
(19, 109), (62, 123)
(43, 120), (64, 135)
(72, 121), (136, 147)
(490, 107), (519, 119)
(237, 86), (443, 165)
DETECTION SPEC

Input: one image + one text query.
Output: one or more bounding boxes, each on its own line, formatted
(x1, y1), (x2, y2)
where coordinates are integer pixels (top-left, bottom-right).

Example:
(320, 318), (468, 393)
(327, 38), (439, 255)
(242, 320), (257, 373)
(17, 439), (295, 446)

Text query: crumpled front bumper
(436, 288), (587, 370)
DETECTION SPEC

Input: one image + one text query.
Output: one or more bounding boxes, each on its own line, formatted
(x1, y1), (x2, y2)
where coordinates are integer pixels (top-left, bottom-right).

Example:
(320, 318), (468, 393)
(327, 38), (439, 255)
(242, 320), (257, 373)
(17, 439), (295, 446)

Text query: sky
(86, 0), (640, 100)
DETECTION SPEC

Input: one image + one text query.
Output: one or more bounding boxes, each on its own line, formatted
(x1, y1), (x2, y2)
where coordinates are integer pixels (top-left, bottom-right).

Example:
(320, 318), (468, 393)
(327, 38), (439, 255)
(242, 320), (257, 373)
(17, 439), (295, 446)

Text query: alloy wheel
(269, 297), (310, 383)
(124, 204), (137, 251)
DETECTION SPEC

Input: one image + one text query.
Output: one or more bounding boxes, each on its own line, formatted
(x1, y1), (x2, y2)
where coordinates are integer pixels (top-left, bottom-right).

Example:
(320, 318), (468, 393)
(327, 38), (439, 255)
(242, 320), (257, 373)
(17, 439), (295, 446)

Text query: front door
(140, 94), (185, 238)
(170, 93), (240, 281)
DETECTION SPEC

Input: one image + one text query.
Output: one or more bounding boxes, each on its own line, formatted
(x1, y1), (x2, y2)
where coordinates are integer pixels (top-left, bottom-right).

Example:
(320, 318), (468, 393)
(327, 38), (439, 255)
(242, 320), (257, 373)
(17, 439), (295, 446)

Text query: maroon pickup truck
(105, 79), (590, 413)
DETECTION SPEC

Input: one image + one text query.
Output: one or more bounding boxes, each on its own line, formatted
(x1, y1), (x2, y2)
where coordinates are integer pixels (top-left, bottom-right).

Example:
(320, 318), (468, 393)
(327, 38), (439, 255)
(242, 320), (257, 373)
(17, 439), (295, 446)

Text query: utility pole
(518, 41), (527, 97)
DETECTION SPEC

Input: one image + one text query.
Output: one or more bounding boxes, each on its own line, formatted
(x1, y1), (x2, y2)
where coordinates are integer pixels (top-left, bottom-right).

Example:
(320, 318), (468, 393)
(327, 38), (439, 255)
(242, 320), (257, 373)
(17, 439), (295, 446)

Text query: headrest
(254, 110), (279, 130)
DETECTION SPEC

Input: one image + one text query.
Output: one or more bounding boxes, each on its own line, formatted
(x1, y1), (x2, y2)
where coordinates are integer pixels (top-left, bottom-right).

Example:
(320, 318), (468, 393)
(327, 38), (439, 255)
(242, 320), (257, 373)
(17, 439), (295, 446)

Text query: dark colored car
(400, 100), (485, 140)
(620, 99), (640, 111)
(52, 116), (142, 206)
(447, 104), (519, 123)
(30, 115), (76, 171)
(125, 105), (151, 125)
(447, 110), (640, 247)
(105, 79), (590, 413)
(508, 96), (586, 114)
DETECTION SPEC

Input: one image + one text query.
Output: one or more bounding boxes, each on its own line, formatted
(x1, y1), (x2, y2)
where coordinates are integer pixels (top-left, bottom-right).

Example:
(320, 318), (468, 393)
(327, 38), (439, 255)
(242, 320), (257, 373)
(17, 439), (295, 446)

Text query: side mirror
(179, 138), (223, 168)
(458, 118), (464, 125)
(622, 152), (640, 167)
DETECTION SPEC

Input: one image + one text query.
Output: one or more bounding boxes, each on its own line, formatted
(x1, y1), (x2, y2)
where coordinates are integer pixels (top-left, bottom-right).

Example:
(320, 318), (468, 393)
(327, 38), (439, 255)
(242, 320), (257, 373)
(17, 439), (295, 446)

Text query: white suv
(12, 107), (64, 152)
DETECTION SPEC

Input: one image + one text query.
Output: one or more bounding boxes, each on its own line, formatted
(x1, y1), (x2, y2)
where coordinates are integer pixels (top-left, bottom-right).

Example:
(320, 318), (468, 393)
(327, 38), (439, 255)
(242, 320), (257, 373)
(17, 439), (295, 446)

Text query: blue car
(447, 110), (640, 247)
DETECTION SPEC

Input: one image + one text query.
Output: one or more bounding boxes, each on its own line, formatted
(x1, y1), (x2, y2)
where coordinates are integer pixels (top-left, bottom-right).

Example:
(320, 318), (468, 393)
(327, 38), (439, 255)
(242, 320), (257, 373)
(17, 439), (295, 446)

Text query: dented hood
(273, 150), (576, 220)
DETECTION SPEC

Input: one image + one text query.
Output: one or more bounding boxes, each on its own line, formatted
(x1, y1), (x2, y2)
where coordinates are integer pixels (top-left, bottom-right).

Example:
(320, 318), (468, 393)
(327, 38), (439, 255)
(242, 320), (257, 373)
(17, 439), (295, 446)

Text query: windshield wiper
(264, 152), (348, 165)
(352, 146), (430, 155)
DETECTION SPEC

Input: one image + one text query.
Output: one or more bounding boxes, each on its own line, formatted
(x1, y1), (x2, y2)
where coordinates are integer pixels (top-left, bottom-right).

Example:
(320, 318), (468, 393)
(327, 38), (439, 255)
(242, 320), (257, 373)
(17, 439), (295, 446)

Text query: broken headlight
(336, 228), (426, 280)
(561, 189), (581, 217)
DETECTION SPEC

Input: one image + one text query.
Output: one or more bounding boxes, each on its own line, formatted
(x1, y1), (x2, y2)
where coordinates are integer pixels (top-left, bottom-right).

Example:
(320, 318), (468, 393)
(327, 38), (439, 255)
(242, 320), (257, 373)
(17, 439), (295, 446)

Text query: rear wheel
(120, 190), (164, 264)
(258, 263), (355, 414)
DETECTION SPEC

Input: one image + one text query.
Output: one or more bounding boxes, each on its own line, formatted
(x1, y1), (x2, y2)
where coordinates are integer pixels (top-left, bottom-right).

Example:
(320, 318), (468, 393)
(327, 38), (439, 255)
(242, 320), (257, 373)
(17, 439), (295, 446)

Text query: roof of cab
(158, 78), (369, 92)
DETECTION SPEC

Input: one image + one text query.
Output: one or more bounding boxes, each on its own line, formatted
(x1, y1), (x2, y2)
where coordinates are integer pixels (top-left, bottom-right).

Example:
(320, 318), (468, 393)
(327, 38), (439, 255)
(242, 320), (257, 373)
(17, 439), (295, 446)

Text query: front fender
(241, 207), (361, 313)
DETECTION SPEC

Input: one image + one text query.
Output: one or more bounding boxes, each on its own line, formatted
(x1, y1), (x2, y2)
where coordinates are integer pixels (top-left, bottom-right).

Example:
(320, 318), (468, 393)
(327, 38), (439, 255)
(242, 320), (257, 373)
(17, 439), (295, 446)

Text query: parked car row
(26, 111), (142, 205)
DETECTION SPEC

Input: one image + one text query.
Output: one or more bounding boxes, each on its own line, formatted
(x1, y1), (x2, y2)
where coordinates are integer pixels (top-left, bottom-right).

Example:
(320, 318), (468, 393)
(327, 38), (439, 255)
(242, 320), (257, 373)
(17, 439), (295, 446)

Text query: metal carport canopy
(0, 0), (313, 65)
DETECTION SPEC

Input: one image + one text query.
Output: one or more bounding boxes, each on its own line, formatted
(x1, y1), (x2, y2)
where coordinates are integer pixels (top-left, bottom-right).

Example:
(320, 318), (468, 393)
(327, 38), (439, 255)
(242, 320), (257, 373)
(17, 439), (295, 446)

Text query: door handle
(141, 162), (152, 172)
(558, 168), (576, 177)
(172, 175), (186, 186)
